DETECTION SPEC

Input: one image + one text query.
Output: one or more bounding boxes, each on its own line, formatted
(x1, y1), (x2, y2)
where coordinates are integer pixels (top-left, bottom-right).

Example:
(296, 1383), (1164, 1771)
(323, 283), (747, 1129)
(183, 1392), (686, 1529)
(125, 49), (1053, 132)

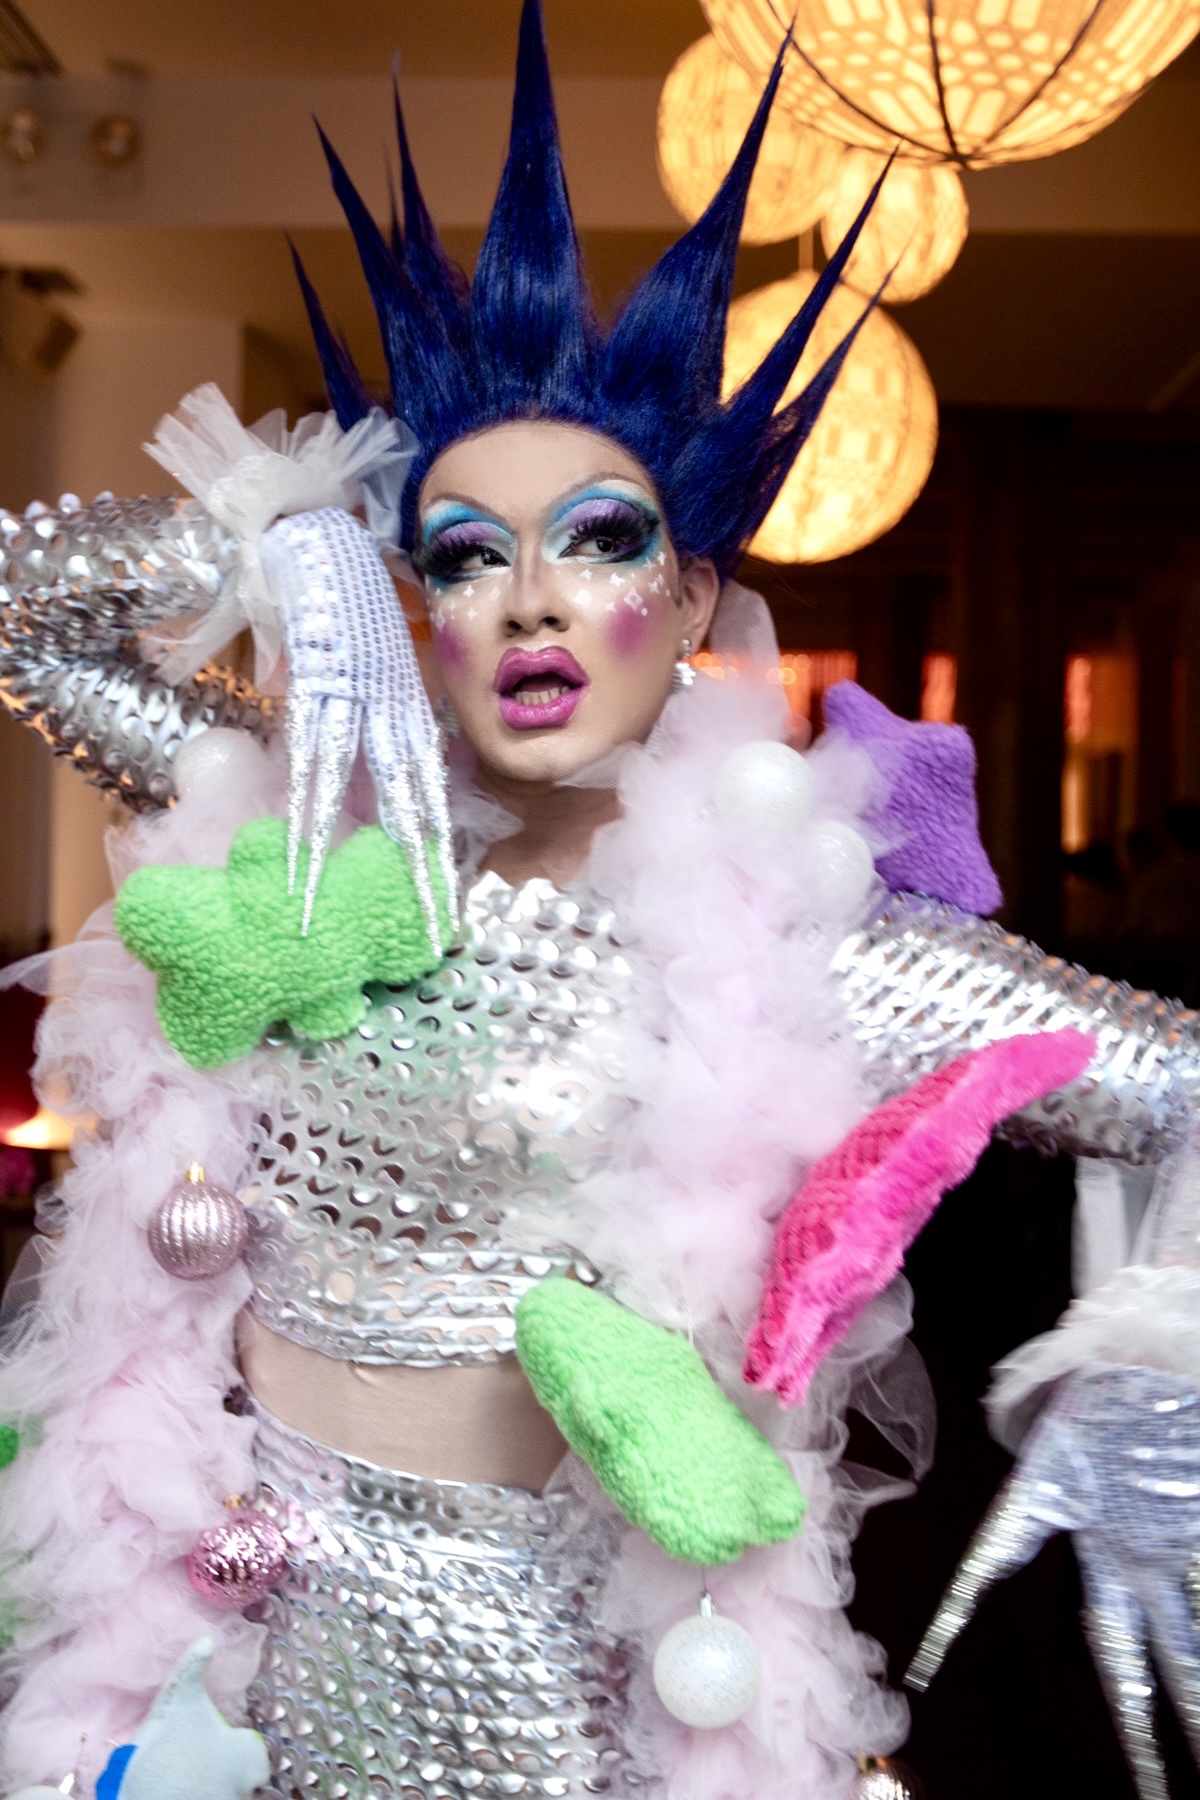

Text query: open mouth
(493, 647), (589, 731)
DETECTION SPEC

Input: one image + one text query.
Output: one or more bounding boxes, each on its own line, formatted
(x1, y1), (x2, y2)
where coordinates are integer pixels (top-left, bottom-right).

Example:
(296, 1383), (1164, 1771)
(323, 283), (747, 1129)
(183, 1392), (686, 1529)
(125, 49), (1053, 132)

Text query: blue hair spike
(719, 152), (895, 446)
(301, 0), (887, 574)
(317, 121), (476, 489)
(288, 240), (372, 430)
(392, 78), (471, 331)
(470, 0), (597, 419)
(602, 30), (791, 456)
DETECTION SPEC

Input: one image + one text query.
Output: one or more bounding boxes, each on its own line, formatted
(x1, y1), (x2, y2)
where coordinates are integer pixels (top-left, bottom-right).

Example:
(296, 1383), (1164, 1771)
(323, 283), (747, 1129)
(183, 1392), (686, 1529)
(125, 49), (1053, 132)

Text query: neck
(475, 765), (621, 887)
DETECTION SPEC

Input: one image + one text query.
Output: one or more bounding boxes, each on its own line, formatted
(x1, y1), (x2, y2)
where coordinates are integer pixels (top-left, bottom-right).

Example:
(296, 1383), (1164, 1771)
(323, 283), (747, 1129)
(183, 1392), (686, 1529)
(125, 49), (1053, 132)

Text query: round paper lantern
(703, 0), (1200, 167)
(821, 150), (969, 304)
(723, 269), (938, 562)
(658, 34), (842, 244)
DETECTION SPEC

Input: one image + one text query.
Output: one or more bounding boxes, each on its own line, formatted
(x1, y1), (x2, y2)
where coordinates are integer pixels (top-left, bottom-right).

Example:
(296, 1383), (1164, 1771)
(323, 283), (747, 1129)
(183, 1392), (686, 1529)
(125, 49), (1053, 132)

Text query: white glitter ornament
(172, 727), (269, 803)
(652, 1595), (762, 1729)
(712, 740), (814, 834)
(853, 1754), (919, 1799)
(806, 819), (876, 918)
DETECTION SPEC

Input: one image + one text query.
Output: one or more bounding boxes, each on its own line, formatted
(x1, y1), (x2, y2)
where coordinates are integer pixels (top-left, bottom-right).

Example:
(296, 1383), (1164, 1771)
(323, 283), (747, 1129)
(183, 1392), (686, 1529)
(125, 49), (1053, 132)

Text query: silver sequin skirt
(248, 1405), (631, 1798)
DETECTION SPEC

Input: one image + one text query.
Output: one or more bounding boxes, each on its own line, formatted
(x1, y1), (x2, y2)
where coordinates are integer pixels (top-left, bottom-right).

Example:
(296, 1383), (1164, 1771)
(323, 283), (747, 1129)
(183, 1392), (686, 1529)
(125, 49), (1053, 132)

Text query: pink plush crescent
(745, 1029), (1096, 1405)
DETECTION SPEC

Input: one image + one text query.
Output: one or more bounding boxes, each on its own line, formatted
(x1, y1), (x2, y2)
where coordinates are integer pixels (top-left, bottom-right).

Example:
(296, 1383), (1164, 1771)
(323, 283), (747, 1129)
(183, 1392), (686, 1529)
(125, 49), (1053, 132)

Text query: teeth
(513, 683), (569, 706)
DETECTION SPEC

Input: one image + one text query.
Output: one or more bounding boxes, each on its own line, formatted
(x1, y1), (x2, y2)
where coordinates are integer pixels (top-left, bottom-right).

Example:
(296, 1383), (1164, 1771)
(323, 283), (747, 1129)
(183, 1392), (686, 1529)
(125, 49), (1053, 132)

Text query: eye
(559, 498), (658, 564)
(414, 523), (513, 585)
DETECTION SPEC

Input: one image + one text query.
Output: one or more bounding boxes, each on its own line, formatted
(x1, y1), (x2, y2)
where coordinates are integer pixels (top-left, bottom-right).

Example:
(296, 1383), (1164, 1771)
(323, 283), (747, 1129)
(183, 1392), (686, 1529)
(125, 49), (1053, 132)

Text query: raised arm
(0, 493), (275, 810)
(837, 893), (1200, 1165)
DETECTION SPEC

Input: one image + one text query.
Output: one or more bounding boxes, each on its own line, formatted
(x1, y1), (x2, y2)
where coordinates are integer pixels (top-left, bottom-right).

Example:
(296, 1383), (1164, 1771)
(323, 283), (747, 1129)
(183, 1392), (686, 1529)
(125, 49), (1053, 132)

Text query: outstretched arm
(0, 493), (275, 809)
(837, 893), (1200, 1165)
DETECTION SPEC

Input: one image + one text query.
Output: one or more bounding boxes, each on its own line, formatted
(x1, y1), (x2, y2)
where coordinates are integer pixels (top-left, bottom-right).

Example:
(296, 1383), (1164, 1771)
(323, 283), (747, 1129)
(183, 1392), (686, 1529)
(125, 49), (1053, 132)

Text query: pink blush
(607, 600), (655, 659)
(435, 622), (467, 673)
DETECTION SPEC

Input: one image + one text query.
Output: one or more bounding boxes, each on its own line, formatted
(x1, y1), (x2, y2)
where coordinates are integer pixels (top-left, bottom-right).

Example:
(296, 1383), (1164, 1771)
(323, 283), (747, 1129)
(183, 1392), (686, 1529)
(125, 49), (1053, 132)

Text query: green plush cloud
(515, 1278), (806, 1565)
(114, 817), (445, 1069)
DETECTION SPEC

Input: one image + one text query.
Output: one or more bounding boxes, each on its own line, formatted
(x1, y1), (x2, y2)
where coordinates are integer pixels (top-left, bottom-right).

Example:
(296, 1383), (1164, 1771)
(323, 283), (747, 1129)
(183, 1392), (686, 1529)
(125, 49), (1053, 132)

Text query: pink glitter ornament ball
(148, 1163), (248, 1280)
(187, 1502), (288, 1609)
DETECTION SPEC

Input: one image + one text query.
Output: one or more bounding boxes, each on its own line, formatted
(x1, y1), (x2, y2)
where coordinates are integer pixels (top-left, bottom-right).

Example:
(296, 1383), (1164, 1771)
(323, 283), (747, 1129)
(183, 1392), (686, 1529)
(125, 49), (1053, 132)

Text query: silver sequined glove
(907, 1361), (1200, 1800)
(259, 506), (455, 943)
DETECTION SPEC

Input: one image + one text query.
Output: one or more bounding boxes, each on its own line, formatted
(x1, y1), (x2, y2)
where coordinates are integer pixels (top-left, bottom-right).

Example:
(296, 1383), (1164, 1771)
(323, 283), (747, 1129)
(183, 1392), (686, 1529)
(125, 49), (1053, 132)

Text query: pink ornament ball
(187, 1506), (288, 1609)
(148, 1165), (248, 1280)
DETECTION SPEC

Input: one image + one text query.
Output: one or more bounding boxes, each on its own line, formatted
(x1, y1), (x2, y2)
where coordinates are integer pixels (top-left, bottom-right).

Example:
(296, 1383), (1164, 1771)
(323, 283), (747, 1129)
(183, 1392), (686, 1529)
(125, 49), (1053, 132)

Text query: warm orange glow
(921, 654), (957, 723)
(822, 151), (969, 305)
(692, 649), (856, 723)
(1064, 654), (1136, 751)
(1061, 653), (1137, 850)
(704, 0), (1200, 169)
(657, 33), (841, 244)
(3, 1106), (74, 1151)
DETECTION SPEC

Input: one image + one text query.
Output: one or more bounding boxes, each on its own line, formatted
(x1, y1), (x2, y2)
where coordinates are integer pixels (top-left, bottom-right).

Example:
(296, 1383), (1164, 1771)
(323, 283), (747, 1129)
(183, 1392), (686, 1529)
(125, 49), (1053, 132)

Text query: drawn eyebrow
(419, 499), (512, 543)
(547, 482), (660, 529)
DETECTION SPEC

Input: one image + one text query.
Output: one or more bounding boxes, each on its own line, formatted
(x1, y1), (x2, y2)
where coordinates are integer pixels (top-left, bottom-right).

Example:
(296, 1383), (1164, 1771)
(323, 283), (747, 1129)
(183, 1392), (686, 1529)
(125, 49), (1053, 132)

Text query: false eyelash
(560, 497), (658, 559)
(414, 522), (510, 582)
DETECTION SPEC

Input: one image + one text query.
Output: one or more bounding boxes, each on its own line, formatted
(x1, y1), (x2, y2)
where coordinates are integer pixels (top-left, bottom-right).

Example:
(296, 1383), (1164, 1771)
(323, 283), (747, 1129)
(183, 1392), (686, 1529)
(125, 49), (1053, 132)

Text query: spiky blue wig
(295, 0), (884, 575)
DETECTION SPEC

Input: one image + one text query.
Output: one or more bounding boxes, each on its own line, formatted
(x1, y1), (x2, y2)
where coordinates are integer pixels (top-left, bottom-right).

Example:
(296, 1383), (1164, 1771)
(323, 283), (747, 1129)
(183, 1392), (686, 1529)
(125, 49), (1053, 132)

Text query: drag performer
(0, 6), (1197, 1798)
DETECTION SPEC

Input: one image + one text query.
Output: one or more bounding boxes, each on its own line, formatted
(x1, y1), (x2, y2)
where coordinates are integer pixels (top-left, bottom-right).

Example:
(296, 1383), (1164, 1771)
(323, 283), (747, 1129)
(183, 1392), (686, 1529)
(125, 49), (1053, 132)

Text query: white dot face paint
(413, 421), (715, 787)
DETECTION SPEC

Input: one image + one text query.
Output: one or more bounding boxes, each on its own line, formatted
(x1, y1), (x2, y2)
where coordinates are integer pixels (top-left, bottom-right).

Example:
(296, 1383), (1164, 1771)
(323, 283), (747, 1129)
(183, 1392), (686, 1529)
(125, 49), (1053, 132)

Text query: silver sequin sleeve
(0, 494), (276, 809)
(837, 894), (1200, 1165)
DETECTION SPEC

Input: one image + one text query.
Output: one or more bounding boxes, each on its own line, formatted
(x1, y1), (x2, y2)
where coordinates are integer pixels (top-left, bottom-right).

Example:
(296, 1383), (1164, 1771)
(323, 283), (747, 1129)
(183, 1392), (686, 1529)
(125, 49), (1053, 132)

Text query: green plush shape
(114, 817), (445, 1069)
(515, 1279), (806, 1565)
(0, 1425), (18, 1470)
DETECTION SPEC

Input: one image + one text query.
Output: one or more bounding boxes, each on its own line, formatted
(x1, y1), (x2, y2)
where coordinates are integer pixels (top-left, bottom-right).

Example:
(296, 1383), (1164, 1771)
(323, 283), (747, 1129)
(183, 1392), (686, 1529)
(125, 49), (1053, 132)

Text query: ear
(677, 555), (721, 649)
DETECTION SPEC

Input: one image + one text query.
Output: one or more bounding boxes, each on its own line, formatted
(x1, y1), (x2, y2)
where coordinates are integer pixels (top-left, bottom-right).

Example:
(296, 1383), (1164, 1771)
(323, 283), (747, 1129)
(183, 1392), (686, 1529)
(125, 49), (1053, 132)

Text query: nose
(502, 555), (567, 638)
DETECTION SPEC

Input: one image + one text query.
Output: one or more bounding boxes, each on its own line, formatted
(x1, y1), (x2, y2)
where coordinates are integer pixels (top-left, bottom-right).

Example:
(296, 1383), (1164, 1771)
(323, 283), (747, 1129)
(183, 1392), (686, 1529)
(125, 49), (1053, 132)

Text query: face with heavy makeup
(414, 422), (721, 786)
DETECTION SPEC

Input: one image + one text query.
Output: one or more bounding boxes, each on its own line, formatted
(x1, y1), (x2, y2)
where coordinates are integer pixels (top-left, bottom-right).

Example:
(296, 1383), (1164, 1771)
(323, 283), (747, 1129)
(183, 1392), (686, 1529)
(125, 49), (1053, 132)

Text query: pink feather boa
(0, 748), (286, 1792)
(542, 649), (930, 1800)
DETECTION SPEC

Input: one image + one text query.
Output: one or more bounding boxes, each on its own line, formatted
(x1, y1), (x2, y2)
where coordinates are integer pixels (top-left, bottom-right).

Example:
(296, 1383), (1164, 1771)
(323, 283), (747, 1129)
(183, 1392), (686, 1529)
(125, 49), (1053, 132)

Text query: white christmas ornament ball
(713, 741), (814, 834)
(172, 727), (268, 802)
(806, 820), (876, 917)
(652, 1605), (762, 1729)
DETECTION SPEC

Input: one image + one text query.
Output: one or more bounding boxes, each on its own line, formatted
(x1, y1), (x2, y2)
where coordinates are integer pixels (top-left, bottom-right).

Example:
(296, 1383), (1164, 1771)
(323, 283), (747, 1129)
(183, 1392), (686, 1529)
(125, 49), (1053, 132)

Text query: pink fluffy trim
(744, 1029), (1096, 1405)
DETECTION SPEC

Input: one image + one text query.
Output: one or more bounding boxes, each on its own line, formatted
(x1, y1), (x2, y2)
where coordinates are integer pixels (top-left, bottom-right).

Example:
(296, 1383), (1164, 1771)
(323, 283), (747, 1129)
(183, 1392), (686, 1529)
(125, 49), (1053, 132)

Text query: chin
(486, 732), (609, 785)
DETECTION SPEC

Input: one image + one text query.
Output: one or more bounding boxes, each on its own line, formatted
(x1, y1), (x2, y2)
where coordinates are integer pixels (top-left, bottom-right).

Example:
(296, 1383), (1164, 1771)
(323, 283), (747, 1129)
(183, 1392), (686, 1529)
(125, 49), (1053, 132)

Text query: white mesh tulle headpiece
(146, 385), (455, 944)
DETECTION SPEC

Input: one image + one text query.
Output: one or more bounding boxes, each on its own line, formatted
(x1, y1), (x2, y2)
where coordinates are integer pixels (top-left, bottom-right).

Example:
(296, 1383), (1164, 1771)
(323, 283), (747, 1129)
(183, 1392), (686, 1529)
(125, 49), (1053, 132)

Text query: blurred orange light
(3, 1106), (74, 1151)
(921, 654), (957, 723)
(692, 649), (856, 723)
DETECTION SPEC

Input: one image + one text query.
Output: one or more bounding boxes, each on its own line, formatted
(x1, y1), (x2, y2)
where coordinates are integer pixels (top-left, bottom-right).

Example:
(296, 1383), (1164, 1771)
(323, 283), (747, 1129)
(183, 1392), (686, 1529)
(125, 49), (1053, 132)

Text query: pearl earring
(671, 637), (696, 693)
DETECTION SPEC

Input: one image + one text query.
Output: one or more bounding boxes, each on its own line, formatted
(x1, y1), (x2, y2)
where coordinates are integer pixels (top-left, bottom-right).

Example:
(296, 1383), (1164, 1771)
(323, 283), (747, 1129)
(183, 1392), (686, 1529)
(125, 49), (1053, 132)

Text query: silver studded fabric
(248, 1403), (630, 1800)
(242, 875), (637, 1365)
(838, 894), (1200, 1163)
(0, 494), (274, 807)
(243, 885), (1200, 1369)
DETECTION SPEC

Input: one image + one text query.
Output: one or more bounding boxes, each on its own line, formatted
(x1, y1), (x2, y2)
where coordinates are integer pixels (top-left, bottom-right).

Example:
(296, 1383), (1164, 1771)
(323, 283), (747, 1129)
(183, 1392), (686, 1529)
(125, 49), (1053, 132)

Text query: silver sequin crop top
(242, 875), (638, 1364)
(242, 875), (1200, 1368)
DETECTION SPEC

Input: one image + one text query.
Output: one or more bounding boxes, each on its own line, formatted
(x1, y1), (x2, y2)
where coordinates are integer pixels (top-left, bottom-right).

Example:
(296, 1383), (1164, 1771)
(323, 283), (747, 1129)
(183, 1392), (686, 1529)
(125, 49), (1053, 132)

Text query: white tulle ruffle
(143, 383), (416, 686)
(988, 1261), (1200, 1451)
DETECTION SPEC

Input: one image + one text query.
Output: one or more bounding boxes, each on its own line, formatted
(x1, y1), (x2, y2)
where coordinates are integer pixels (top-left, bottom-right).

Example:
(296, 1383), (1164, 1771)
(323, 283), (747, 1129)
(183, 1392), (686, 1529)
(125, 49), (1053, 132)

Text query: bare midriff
(237, 1310), (569, 1493)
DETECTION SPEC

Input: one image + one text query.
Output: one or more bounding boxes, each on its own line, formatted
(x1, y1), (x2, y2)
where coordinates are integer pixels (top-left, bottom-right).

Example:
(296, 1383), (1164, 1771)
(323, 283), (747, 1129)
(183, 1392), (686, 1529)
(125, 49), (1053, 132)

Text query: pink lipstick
(493, 645), (589, 730)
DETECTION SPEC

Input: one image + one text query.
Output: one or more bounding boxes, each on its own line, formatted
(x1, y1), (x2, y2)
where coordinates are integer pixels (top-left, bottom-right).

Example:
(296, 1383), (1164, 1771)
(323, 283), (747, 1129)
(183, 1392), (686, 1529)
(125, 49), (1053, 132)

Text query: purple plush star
(822, 681), (1002, 914)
